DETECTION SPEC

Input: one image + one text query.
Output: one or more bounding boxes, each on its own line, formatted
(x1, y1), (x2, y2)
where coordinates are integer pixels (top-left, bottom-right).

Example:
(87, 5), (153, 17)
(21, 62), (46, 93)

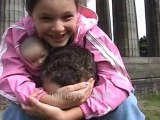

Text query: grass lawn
(138, 95), (160, 120)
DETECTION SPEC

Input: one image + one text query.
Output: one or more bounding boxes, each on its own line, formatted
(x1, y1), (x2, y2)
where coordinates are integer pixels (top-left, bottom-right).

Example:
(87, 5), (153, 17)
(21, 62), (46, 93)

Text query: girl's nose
(51, 21), (65, 32)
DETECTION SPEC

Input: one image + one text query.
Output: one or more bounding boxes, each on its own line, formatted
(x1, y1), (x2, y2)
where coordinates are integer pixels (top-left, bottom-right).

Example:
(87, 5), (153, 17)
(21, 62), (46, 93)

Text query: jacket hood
(79, 5), (98, 21)
(74, 5), (98, 45)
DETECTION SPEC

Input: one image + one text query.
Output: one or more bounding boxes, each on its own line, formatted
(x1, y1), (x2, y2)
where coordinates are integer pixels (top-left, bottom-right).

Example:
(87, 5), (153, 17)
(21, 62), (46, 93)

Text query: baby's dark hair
(41, 45), (97, 87)
(25, 0), (79, 15)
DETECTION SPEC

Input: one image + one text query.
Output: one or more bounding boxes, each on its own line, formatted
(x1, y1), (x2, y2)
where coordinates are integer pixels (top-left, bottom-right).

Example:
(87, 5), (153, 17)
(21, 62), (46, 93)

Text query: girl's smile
(44, 32), (71, 47)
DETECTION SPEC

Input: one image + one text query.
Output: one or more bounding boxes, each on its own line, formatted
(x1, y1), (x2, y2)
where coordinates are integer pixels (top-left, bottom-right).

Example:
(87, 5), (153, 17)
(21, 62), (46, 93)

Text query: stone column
(0, 0), (5, 36)
(112, 0), (139, 57)
(144, 0), (160, 57)
(0, 0), (25, 37)
(96, 0), (112, 39)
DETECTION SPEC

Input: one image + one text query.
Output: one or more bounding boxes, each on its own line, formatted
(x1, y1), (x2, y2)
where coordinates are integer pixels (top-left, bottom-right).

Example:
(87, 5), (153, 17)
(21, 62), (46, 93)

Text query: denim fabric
(3, 93), (145, 120)
(2, 102), (41, 120)
(90, 93), (145, 120)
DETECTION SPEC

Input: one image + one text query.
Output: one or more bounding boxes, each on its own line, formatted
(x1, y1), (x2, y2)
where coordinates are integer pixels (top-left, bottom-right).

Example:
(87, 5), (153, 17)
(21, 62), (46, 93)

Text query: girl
(0, 0), (145, 120)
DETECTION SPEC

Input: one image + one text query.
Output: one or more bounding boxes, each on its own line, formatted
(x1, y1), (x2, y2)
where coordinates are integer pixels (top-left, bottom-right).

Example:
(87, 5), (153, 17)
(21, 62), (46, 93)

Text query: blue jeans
(3, 93), (145, 120)
(2, 102), (41, 120)
(90, 93), (145, 120)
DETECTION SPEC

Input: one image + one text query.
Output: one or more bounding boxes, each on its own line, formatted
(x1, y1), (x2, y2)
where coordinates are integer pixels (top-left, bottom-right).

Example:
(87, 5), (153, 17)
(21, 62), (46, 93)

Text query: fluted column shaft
(145, 0), (160, 57)
(0, 0), (5, 36)
(112, 0), (139, 57)
(96, 0), (112, 39)
(0, 0), (25, 37)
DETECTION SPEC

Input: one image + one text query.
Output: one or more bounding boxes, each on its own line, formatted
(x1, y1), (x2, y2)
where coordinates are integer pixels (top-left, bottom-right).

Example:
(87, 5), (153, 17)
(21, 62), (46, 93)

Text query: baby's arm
(39, 78), (94, 109)
(22, 96), (84, 120)
(1, 76), (35, 104)
(22, 79), (95, 119)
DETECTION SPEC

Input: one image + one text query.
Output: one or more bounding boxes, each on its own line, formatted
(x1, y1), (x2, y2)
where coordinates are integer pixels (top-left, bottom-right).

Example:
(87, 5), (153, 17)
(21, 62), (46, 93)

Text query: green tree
(139, 36), (148, 57)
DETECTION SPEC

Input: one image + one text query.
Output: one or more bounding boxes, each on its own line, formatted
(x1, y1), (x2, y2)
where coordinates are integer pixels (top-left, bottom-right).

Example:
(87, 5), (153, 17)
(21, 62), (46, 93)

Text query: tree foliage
(139, 36), (148, 57)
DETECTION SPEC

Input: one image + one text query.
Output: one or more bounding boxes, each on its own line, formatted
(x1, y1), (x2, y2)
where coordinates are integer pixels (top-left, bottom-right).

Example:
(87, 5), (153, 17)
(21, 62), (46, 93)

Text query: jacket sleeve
(0, 27), (46, 105)
(80, 26), (133, 119)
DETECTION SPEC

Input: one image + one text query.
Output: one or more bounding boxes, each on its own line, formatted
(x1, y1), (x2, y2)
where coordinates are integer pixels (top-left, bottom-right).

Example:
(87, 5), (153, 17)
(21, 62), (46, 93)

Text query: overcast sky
(135, 0), (146, 38)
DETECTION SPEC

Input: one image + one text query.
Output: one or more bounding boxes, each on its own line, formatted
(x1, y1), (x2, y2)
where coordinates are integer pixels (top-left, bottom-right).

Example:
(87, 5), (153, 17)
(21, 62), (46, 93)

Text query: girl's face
(31, 0), (78, 48)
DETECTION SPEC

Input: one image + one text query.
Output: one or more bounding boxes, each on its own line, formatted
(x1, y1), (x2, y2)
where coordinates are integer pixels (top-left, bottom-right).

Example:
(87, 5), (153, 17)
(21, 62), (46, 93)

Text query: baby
(19, 36), (49, 68)
(20, 37), (97, 94)
(41, 45), (97, 94)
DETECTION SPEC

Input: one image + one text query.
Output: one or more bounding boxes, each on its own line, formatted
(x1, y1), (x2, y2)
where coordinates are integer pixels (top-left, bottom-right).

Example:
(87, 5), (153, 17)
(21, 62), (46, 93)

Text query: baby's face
(22, 43), (48, 68)
(43, 80), (61, 94)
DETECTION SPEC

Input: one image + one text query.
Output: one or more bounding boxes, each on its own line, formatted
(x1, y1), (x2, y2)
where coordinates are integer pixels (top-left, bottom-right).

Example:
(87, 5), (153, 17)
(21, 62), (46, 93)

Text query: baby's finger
(31, 89), (44, 98)
(29, 96), (51, 112)
(67, 79), (94, 101)
(86, 78), (94, 83)
(84, 79), (95, 99)
(78, 79), (95, 101)
(29, 96), (42, 107)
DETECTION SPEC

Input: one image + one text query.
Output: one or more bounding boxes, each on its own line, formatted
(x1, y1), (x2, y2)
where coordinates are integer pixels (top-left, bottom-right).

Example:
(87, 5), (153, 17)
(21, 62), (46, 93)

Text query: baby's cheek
(43, 81), (60, 94)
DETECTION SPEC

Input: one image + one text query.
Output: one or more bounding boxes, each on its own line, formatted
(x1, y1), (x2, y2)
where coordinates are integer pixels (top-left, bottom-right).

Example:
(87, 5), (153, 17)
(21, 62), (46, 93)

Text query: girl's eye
(63, 15), (74, 21)
(40, 17), (52, 22)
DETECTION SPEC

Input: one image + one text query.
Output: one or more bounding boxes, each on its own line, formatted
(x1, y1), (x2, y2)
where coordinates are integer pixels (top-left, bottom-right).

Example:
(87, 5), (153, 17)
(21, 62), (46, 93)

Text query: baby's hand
(55, 78), (95, 109)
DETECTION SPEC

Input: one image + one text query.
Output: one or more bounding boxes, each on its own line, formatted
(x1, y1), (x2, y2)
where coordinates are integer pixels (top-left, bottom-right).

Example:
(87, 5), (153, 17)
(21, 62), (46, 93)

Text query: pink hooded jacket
(0, 6), (133, 119)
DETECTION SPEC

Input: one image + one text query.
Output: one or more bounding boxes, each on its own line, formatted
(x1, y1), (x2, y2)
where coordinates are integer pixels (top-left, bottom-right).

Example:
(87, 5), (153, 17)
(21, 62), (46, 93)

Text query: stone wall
(133, 78), (160, 98)
(123, 57), (160, 98)
(123, 57), (160, 79)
